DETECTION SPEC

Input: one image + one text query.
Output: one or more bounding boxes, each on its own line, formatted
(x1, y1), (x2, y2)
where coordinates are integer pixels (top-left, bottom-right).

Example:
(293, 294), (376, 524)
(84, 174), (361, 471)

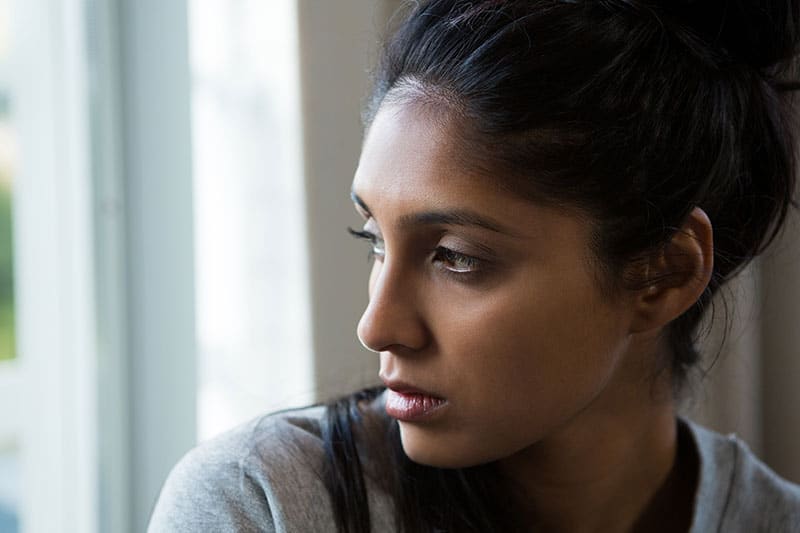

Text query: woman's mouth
(384, 388), (448, 422)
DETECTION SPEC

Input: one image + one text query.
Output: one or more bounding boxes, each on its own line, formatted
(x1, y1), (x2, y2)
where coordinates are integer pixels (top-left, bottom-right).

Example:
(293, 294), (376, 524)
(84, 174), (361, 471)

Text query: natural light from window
(189, 0), (311, 442)
(0, 0), (19, 530)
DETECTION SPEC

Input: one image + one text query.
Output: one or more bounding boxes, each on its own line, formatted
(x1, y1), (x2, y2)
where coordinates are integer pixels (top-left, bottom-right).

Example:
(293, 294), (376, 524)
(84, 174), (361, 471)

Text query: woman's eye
(434, 246), (480, 274)
(347, 227), (385, 261)
(347, 227), (482, 277)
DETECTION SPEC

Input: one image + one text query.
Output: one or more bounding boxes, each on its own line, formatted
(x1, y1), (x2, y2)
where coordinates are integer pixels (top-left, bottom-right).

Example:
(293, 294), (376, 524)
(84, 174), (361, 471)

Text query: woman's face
(351, 102), (638, 468)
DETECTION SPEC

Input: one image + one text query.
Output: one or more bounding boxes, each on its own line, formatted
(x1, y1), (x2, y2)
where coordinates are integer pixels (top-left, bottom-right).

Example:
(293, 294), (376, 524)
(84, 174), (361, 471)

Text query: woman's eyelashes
(347, 227), (385, 262)
(433, 246), (479, 273)
(347, 226), (486, 280)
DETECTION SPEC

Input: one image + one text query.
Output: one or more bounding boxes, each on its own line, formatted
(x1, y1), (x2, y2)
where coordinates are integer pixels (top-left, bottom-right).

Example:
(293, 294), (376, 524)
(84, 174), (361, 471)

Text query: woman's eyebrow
(351, 190), (520, 237)
(399, 209), (519, 236)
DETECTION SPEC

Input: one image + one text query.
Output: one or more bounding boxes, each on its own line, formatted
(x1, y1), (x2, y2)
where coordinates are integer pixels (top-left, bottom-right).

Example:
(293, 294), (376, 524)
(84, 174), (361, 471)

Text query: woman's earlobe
(629, 207), (714, 334)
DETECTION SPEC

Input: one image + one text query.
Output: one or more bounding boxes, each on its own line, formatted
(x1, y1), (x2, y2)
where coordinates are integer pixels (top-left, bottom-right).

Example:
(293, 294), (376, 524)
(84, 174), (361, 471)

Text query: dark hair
(323, 387), (520, 532)
(325, 1), (800, 531)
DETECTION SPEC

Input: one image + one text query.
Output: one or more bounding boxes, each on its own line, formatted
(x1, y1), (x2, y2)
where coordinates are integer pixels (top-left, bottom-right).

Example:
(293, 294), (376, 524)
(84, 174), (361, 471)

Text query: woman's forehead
(355, 102), (458, 188)
(353, 106), (500, 224)
(351, 102), (587, 242)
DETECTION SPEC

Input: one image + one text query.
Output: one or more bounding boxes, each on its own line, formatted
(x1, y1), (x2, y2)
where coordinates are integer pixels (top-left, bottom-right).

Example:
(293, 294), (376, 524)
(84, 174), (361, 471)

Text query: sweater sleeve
(147, 406), (343, 533)
(147, 434), (276, 533)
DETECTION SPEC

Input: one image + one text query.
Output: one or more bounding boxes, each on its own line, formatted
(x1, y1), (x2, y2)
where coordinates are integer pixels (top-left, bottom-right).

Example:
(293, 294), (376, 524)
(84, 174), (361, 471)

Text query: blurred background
(0, 0), (798, 532)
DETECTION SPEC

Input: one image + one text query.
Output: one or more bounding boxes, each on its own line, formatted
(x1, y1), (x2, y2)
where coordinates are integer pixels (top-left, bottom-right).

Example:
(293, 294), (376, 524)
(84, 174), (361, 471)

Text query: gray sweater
(148, 398), (800, 532)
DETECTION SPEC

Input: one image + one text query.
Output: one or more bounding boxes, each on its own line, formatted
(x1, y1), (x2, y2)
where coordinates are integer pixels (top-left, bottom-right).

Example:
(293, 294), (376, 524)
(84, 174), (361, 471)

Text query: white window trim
(9, 0), (197, 531)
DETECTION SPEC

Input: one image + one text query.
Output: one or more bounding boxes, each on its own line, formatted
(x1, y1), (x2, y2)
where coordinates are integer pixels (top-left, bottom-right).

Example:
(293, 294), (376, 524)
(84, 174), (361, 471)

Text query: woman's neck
(497, 363), (696, 532)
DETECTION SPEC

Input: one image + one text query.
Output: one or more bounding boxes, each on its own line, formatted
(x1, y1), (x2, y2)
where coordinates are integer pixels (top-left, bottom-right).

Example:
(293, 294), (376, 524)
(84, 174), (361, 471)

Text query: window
(190, 0), (311, 441)
(0, 0), (19, 529)
(0, 0), (16, 363)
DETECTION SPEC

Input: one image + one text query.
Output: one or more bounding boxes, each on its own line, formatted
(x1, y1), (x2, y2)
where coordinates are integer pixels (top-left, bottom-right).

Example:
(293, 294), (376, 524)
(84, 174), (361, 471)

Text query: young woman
(150, 1), (800, 531)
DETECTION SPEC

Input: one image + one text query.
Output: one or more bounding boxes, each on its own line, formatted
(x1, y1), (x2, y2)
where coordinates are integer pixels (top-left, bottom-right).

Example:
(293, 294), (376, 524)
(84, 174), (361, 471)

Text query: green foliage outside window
(0, 178), (14, 361)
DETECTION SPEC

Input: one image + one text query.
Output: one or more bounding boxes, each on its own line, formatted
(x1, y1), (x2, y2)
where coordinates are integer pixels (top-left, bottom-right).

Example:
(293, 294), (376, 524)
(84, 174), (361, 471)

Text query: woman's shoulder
(147, 403), (336, 532)
(684, 419), (800, 533)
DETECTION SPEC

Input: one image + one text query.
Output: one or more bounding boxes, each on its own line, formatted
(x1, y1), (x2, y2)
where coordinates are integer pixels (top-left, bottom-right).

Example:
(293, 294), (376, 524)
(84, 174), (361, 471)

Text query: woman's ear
(628, 207), (714, 334)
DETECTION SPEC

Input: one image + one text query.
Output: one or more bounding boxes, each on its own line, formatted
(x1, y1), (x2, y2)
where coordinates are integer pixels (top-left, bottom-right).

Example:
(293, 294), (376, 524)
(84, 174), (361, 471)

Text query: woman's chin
(397, 422), (496, 469)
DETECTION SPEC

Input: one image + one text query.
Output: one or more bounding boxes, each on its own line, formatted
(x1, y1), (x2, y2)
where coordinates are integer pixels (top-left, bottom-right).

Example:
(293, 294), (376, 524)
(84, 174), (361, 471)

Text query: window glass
(0, 2), (19, 531)
(189, 0), (311, 440)
(0, 441), (18, 533)
(0, 0), (15, 362)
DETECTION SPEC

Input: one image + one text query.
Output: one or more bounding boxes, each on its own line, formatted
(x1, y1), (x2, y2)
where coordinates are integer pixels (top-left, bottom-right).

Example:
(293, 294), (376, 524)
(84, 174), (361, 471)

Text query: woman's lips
(384, 388), (447, 421)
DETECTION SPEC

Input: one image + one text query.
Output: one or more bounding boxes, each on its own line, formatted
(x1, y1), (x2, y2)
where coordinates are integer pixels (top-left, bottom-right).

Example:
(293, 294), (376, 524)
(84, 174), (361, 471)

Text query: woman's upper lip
(380, 376), (444, 399)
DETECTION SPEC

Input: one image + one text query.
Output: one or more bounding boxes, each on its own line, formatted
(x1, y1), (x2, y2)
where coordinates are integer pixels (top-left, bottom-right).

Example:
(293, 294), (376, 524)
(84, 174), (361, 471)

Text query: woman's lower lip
(385, 389), (447, 421)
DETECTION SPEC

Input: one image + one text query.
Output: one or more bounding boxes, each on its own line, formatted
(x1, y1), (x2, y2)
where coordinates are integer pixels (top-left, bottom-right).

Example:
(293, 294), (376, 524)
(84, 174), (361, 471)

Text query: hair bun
(665, 0), (800, 69)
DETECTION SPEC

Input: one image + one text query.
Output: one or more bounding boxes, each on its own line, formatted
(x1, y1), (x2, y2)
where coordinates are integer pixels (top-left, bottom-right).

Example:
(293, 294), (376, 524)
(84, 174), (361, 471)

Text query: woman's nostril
(356, 314), (381, 354)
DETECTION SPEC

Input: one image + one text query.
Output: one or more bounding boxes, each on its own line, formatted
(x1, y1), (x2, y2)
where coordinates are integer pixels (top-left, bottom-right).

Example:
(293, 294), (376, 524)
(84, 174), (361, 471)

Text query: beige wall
(761, 207), (800, 482)
(685, 204), (800, 483)
(298, 0), (400, 401)
(682, 265), (763, 451)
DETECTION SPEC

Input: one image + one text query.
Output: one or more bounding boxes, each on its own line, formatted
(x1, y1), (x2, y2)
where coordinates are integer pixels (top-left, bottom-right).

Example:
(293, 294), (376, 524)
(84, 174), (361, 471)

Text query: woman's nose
(356, 260), (429, 354)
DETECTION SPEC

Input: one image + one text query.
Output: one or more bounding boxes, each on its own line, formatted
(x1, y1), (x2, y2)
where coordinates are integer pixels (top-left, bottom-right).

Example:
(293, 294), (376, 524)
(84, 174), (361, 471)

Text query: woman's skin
(351, 100), (713, 533)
